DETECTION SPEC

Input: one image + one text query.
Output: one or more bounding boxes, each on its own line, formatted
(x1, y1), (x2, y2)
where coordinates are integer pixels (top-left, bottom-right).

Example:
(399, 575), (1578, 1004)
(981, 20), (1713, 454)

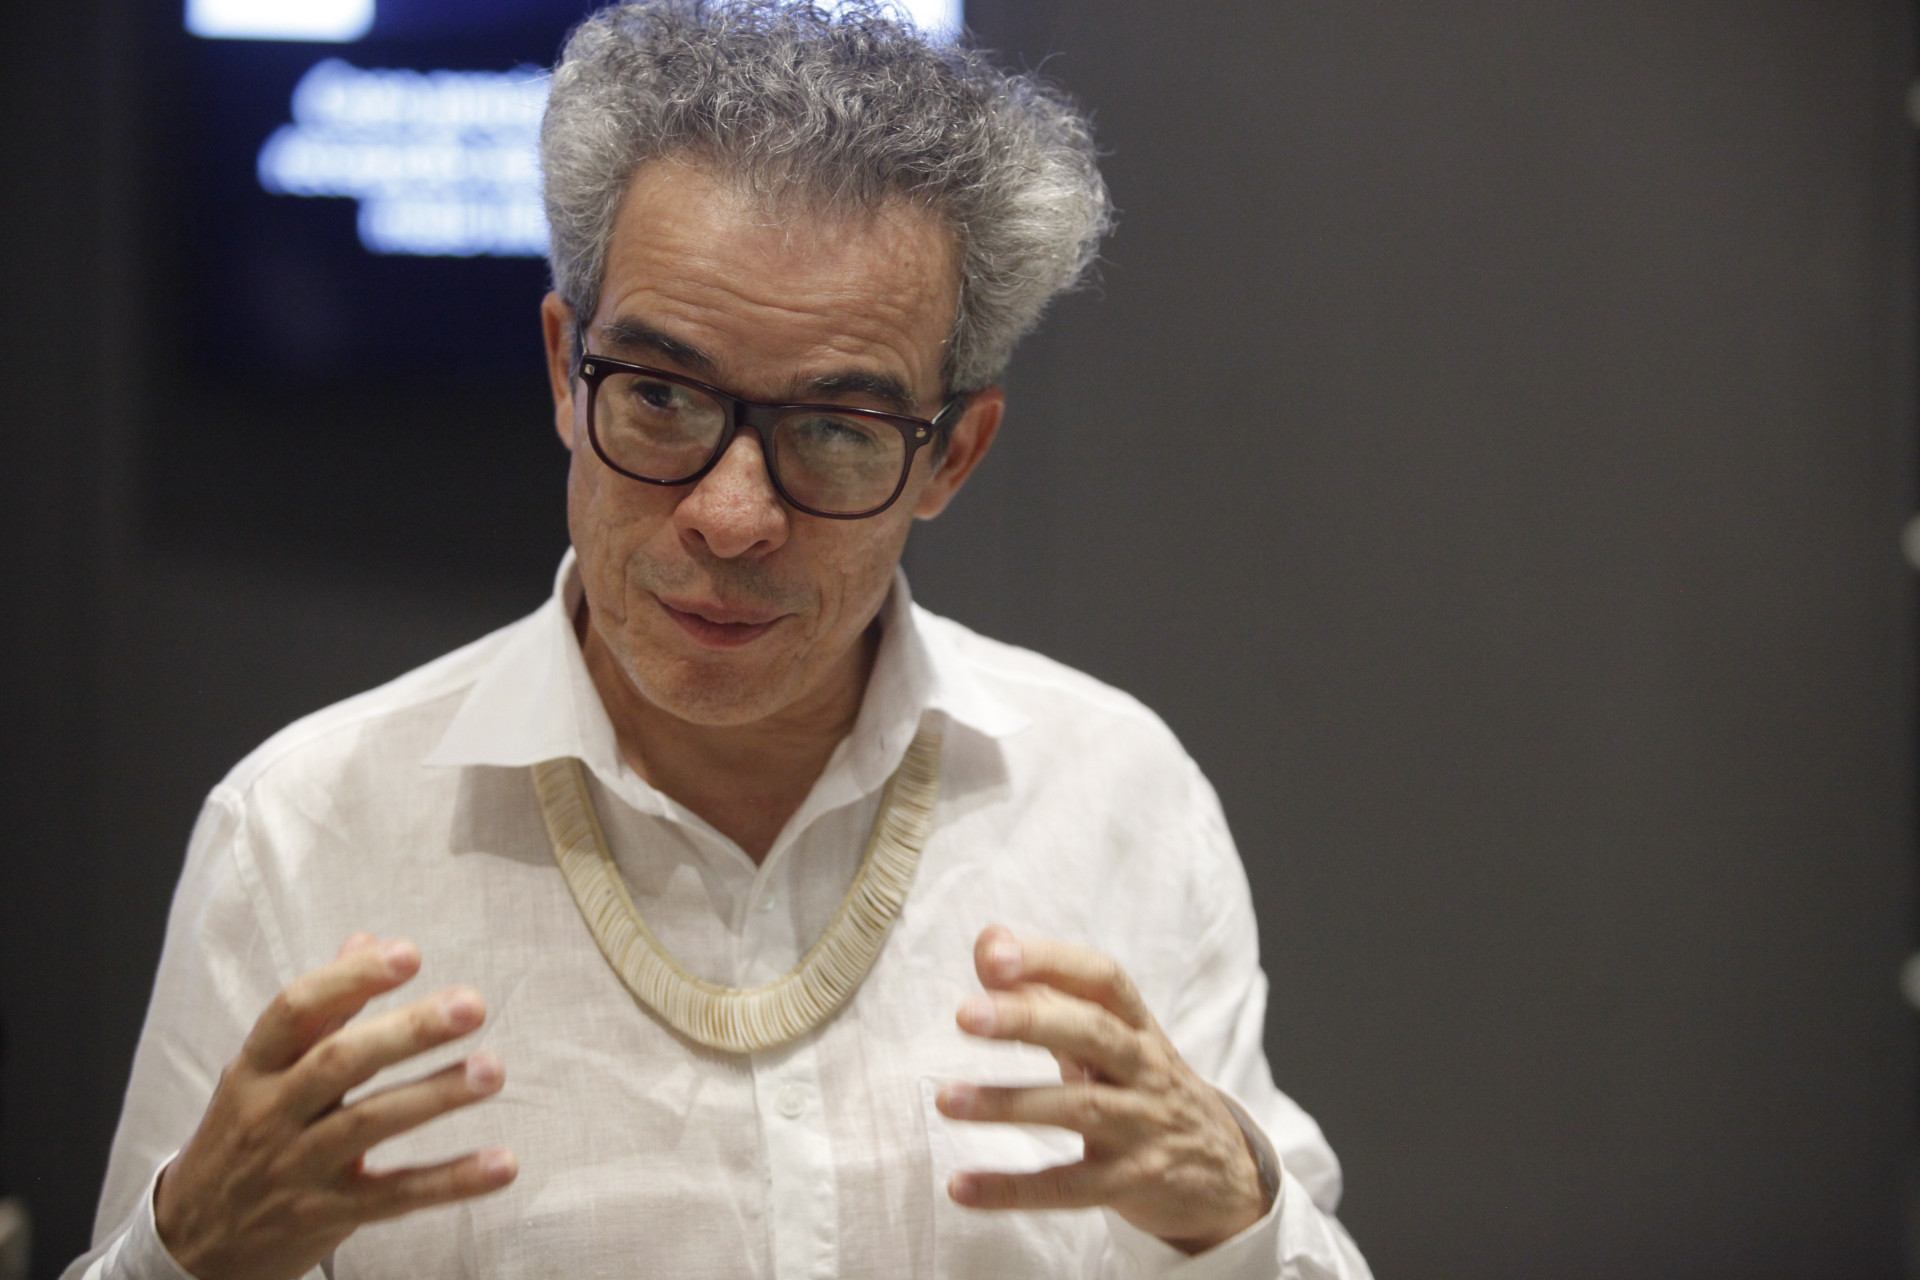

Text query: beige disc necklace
(532, 723), (943, 1054)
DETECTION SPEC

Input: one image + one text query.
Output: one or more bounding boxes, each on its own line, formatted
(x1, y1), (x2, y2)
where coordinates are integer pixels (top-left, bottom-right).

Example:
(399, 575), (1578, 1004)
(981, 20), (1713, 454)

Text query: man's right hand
(153, 933), (517, 1280)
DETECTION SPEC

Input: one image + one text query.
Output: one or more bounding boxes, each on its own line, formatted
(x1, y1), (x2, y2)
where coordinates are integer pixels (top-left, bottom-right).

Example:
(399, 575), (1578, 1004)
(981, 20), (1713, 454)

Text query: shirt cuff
(100, 1156), (201, 1280)
(1099, 1089), (1285, 1280)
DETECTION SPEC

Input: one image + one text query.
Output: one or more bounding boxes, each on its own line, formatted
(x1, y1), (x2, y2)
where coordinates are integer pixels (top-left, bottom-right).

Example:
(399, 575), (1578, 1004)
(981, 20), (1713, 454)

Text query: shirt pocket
(918, 1075), (1107, 1278)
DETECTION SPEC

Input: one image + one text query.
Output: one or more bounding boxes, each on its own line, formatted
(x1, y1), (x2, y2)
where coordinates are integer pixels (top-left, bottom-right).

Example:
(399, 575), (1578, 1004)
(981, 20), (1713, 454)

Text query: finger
(973, 924), (1026, 989)
(937, 1081), (1149, 1144)
(948, 1159), (1119, 1212)
(957, 987), (1145, 1084)
(244, 938), (423, 1072)
(973, 927), (1154, 1031)
(352, 1148), (518, 1222)
(282, 986), (487, 1119)
(301, 1052), (505, 1172)
(310, 934), (385, 1041)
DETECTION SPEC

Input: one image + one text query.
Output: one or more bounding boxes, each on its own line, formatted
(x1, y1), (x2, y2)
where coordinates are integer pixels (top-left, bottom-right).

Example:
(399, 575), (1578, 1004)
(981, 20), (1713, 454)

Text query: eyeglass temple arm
(931, 390), (974, 433)
(568, 322), (589, 378)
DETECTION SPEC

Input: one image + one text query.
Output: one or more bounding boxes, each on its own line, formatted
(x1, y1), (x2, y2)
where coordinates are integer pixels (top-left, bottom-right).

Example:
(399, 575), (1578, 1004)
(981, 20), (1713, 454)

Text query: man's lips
(655, 597), (784, 649)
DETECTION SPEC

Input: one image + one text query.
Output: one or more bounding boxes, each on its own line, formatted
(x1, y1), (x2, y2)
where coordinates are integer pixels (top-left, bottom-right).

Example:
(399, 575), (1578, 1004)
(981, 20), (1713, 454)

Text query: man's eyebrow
(796, 370), (918, 415)
(596, 317), (719, 377)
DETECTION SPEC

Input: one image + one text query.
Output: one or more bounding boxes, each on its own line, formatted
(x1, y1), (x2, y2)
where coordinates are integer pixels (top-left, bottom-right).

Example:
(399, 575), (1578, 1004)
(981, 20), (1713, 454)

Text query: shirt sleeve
(1098, 757), (1373, 1280)
(58, 789), (314, 1280)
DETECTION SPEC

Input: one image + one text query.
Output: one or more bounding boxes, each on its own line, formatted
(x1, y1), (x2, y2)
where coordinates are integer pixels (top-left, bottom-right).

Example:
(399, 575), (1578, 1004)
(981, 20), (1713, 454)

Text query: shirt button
(757, 891), (777, 913)
(775, 1084), (807, 1119)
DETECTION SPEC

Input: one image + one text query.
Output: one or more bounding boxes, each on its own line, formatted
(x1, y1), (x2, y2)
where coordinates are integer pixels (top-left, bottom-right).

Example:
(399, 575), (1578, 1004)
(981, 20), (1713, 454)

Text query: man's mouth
(656, 597), (783, 649)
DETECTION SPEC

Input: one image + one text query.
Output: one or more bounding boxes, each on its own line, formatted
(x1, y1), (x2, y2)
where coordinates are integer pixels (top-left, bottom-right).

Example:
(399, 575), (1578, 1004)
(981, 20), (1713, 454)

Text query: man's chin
(633, 659), (801, 729)
(652, 692), (787, 729)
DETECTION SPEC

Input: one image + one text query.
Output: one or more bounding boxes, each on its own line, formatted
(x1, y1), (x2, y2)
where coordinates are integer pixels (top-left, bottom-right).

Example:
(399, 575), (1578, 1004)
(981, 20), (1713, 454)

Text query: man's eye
(636, 380), (683, 411)
(792, 415), (884, 451)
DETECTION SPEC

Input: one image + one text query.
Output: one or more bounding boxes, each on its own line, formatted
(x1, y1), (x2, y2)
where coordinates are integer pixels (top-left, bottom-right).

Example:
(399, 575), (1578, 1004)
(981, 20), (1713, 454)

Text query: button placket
(738, 864), (798, 986)
(743, 861), (836, 1280)
(754, 1038), (839, 1280)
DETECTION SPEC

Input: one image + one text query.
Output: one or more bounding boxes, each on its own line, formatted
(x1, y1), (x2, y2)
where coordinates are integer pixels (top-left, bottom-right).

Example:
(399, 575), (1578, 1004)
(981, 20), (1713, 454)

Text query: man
(68, 3), (1370, 1277)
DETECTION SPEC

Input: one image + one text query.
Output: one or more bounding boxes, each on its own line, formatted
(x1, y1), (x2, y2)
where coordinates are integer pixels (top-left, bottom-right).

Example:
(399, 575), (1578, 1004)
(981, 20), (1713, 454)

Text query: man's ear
(913, 386), (1004, 520)
(541, 292), (579, 450)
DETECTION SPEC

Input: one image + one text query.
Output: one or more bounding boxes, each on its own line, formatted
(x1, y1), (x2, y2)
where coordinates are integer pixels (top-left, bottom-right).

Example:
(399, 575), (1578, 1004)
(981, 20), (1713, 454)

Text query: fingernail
(958, 996), (996, 1034)
(948, 1172), (977, 1204)
(466, 1052), (503, 1093)
(481, 1149), (517, 1183)
(940, 1082), (977, 1114)
(442, 990), (483, 1030)
(988, 938), (1022, 979)
(381, 940), (417, 974)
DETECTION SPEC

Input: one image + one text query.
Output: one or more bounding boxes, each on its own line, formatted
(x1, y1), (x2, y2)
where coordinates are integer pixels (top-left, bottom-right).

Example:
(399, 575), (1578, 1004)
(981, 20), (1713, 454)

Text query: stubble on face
(579, 504), (847, 729)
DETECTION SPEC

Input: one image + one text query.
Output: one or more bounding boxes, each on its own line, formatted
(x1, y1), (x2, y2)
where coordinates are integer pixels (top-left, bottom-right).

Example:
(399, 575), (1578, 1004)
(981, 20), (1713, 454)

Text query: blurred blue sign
(181, 0), (962, 376)
(187, 0), (375, 41)
(258, 60), (549, 257)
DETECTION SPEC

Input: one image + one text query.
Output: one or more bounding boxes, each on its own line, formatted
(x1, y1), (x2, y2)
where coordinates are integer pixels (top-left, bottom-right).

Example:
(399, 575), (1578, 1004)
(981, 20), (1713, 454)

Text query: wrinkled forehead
(590, 155), (964, 397)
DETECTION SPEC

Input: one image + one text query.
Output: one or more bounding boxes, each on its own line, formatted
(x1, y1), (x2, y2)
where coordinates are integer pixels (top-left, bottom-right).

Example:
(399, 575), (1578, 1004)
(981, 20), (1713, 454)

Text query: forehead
(592, 159), (961, 396)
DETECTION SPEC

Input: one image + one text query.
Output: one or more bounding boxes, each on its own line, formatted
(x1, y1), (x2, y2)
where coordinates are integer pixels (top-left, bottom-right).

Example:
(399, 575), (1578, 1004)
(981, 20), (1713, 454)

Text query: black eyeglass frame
(574, 352), (971, 520)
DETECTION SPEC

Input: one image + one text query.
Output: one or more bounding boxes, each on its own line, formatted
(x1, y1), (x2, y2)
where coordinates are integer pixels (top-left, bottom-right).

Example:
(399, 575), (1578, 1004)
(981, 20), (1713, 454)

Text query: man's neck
(579, 618), (878, 864)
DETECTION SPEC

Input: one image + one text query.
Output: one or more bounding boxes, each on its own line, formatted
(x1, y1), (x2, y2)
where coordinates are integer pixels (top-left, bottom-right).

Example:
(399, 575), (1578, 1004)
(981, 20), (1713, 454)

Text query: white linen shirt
(67, 554), (1370, 1280)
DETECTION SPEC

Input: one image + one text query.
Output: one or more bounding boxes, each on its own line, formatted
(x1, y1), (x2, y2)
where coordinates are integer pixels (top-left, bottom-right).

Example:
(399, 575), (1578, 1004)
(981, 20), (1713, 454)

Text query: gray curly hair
(541, 0), (1112, 392)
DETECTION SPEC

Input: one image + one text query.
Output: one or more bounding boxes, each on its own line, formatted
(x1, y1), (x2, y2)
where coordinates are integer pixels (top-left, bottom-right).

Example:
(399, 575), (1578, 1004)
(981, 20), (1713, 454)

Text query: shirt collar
(421, 550), (627, 784)
(423, 550), (1028, 824)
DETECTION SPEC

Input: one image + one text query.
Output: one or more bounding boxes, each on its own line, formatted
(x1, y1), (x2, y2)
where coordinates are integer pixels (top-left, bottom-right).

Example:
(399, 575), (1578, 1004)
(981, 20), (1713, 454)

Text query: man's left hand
(935, 925), (1272, 1254)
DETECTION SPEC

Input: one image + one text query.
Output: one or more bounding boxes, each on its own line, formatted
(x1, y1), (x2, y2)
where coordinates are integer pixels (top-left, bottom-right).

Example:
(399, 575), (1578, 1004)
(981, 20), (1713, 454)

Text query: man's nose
(672, 428), (789, 559)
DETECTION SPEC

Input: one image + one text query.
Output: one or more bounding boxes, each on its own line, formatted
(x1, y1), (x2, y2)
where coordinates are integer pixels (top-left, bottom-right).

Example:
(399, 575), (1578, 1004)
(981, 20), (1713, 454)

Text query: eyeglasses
(574, 353), (969, 520)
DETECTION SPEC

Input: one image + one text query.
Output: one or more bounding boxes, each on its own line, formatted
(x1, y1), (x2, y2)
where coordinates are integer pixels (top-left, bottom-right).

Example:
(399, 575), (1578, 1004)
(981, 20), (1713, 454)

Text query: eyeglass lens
(595, 369), (909, 515)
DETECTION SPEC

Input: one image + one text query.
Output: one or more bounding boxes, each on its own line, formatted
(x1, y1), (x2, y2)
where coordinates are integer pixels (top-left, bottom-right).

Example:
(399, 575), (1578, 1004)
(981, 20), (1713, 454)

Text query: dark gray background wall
(1, 2), (1911, 1278)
